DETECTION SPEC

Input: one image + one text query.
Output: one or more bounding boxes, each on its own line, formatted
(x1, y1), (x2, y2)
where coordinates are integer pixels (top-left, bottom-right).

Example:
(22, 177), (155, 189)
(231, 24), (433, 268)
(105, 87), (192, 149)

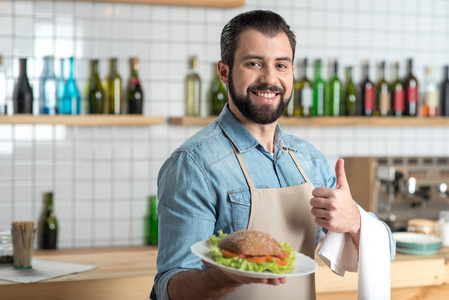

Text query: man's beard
(227, 69), (292, 125)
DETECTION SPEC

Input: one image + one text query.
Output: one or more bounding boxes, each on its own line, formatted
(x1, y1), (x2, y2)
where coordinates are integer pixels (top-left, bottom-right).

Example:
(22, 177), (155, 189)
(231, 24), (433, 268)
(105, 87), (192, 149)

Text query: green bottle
(87, 59), (104, 114)
(293, 58), (313, 117)
(38, 192), (58, 249)
(144, 195), (158, 245)
(106, 58), (123, 115)
(185, 55), (201, 116)
(208, 64), (228, 115)
(326, 60), (341, 116)
(344, 66), (357, 116)
(312, 59), (325, 116)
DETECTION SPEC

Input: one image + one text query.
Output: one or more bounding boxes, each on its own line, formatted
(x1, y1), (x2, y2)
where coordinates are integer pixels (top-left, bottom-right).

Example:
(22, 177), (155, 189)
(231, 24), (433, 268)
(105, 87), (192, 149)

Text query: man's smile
(251, 91), (280, 103)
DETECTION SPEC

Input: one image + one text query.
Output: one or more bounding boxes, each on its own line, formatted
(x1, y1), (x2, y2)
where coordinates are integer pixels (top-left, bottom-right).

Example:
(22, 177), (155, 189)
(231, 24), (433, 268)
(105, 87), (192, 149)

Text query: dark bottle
(344, 67), (357, 116)
(326, 60), (341, 116)
(404, 58), (418, 116)
(87, 59), (104, 114)
(127, 57), (144, 114)
(293, 58), (313, 117)
(359, 61), (375, 116)
(208, 63), (228, 115)
(144, 195), (158, 245)
(38, 192), (58, 249)
(376, 61), (391, 116)
(312, 59), (325, 116)
(106, 58), (123, 115)
(13, 58), (33, 114)
(391, 62), (405, 117)
(440, 66), (449, 116)
(40, 56), (58, 115)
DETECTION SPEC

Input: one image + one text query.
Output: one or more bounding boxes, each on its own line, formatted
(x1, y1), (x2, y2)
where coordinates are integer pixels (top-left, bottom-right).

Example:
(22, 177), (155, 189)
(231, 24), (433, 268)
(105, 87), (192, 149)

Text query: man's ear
(217, 61), (229, 85)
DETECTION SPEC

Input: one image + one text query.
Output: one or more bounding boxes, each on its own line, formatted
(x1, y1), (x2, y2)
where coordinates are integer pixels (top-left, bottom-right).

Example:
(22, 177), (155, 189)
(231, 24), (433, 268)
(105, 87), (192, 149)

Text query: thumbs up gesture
(310, 159), (361, 241)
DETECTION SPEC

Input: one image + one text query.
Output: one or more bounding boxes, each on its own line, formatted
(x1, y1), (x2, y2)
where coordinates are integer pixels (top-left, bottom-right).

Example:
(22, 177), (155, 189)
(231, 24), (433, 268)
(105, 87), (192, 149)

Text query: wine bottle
(106, 58), (123, 115)
(376, 61), (391, 116)
(359, 61), (375, 116)
(0, 55), (6, 115)
(208, 63), (228, 115)
(39, 56), (58, 115)
(421, 66), (439, 117)
(57, 58), (66, 114)
(440, 66), (449, 116)
(293, 58), (313, 117)
(127, 57), (144, 114)
(327, 60), (341, 116)
(87, 59), (104, 114)
(391, 62), (405, 117)
(344, 66), (357, 116)
(313, 59), (325, 116)
(404, 58), (418, 116)
(60, 57), (81, 115)
(144, 195), (158, 245)
(38, 192), (58, 249)
(185, 55), (201, 116)
(12, 58), (33, 114)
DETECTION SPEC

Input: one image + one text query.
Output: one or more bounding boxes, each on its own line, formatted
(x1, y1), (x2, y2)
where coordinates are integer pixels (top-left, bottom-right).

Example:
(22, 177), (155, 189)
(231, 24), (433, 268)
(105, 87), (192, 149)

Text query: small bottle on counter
(438, 211), (449, 247)
(144, 195), (158, 245)
(38, 192), (59, 249)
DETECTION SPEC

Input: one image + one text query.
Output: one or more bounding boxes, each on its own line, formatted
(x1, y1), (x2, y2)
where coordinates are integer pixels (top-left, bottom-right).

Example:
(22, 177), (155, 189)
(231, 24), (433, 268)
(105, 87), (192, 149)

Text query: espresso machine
(344, 156), (449, 231)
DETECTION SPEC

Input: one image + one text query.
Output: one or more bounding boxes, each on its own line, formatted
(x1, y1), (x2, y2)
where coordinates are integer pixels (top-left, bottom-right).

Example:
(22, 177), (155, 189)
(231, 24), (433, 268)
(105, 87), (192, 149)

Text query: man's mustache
(247, 84), (285, 94)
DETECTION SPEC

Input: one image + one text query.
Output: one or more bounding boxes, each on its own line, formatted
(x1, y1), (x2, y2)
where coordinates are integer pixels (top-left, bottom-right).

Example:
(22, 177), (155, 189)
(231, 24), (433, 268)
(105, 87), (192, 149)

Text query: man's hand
(310, 159), (361, 245)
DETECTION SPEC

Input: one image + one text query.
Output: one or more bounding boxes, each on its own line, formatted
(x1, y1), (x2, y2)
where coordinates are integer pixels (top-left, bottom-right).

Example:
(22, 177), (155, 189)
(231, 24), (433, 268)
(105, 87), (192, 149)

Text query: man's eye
(247, 62), (260, 67)
(277, 63), (288, 69)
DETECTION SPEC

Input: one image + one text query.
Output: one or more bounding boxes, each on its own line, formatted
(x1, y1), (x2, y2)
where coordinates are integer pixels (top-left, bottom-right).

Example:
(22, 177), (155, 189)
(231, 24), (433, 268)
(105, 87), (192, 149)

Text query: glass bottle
(359, 61), (375, 116)
(376, 61), (391, 116)
(127, 57), (144, 114)
(38, 192), (58, 249)
(144, 195), (158, 245)
(60, 57), (81, 115)
(344, 66), (357, 116)
(40, 56), (58, 115)
(185, 55), (201, 116)
(293, 58), (313, 117)
(208, 63), (228, 116)
(391, 62), (405, 117)
(106, 58), (123, 115)
(326, 60), (341, 116)
(440, 66), (449, 116)
(13, 58), (33, 114)
(0, 55), (7, 115)
(87, 59), (104, 114)
(404, 58), (418, 116)
(57, 58), (66, 114)
(313, 59), (325, 116)
(421, 66), (439, 117)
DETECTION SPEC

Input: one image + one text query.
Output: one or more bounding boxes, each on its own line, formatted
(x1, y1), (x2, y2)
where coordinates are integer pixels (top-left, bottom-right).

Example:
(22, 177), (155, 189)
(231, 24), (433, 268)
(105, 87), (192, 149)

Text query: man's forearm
(167, 267), (242, 300)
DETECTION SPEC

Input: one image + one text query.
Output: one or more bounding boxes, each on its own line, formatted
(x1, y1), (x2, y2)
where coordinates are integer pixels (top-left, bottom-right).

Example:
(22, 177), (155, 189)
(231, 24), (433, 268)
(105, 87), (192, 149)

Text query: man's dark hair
(220, 10), (296, 70)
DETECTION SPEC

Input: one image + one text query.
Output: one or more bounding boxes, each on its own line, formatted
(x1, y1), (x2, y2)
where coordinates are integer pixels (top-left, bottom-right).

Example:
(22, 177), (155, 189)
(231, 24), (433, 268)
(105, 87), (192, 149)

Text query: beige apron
(226, 143), (317, 300)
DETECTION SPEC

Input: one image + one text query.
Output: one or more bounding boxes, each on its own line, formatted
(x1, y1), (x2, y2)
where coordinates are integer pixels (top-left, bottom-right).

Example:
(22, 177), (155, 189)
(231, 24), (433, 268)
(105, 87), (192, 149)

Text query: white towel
(317, 206), (391, 300)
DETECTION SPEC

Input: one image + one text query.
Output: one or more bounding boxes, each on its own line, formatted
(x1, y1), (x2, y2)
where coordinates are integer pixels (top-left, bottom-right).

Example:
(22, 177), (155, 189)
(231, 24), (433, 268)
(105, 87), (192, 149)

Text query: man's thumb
(335, 158), (349, 189)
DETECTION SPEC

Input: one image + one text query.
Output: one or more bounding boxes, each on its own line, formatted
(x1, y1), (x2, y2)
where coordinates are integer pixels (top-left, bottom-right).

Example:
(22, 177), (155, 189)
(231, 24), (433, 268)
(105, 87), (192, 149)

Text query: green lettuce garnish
(208, 230), (296, 274)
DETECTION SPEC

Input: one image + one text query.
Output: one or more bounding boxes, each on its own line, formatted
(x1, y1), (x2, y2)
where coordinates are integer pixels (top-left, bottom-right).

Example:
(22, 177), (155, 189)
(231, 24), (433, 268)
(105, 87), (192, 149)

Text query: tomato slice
(221, 249), (239, 258)
(276, 259), (288, 266)
(246, 255), (268, 263)
(281, 251), (290, 259)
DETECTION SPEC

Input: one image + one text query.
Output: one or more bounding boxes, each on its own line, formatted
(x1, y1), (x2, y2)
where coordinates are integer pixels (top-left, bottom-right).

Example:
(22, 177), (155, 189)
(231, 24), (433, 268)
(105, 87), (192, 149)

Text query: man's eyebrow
(241, 55), (292, 62)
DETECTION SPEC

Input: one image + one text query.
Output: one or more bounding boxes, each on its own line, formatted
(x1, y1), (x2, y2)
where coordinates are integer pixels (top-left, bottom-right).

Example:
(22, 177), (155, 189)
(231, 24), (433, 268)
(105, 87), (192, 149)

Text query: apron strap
(288, 151), (311, 184)
(229, 141), (257, 190)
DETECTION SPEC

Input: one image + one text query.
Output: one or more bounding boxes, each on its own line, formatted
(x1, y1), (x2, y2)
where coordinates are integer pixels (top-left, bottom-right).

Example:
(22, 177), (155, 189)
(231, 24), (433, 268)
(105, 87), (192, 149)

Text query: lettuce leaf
(208, 230), (296, 274)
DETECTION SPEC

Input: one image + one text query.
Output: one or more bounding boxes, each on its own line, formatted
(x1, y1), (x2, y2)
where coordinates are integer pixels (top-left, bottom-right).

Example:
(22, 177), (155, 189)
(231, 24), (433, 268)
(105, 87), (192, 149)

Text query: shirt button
(282, 147), (287, 151)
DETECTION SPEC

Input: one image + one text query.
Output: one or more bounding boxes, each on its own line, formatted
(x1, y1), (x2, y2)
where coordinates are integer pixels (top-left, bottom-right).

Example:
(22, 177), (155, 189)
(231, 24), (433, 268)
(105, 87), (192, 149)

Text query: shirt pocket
(228, 189), (251, 231)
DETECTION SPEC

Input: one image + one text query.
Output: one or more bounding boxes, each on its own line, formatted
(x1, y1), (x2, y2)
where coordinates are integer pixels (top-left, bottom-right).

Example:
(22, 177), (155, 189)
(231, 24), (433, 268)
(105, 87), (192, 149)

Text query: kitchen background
(1, 0), (449, 248)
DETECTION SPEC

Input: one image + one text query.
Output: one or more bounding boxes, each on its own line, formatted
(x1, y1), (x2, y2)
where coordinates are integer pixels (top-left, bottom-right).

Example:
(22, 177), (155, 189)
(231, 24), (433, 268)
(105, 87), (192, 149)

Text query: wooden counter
(1, 246), (448, 300)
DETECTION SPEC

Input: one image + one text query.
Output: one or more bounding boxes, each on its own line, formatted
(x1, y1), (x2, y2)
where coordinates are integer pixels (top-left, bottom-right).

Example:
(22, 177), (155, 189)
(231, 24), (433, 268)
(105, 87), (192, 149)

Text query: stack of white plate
(393, 232), (442, 255)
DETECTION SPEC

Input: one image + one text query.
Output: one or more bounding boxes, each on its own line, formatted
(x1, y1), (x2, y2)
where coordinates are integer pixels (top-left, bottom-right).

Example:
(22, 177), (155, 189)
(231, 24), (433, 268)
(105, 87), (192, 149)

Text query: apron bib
(225, 142), (317, 300)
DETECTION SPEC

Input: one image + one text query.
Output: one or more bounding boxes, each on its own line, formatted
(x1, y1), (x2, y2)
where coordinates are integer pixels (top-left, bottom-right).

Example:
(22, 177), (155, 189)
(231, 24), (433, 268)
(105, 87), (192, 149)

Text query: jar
(438, 211), (449, 247)
(0, 229), (13, 263)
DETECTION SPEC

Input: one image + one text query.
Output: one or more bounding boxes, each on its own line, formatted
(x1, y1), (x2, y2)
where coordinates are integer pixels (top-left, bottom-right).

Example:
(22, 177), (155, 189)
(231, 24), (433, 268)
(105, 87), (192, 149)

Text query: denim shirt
(151, 105), (396, 300)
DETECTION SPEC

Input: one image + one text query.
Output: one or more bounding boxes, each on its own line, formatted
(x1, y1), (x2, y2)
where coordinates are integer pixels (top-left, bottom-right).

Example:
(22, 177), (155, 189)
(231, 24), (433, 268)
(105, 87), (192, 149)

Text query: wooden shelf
(169, 116), (449, 127)
(0, 115), (164, 126)
(66, 0), (245, 8)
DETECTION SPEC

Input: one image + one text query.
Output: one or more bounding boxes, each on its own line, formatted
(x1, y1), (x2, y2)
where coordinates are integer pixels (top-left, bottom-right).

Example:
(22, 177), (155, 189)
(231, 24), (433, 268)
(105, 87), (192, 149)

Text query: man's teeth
(256, 92), (276, 99)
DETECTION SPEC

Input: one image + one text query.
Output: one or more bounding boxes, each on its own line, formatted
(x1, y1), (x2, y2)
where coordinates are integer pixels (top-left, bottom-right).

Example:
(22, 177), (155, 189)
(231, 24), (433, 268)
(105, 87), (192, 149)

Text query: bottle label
(301, 87), (313, 108)
(393, 90), (405, 112)
(407, 86), (418, 103)
(379, 93), (391, 112)
(364, 86), (375, 111)
(130, 78), (140, 86)
(425, 90), (439, 107)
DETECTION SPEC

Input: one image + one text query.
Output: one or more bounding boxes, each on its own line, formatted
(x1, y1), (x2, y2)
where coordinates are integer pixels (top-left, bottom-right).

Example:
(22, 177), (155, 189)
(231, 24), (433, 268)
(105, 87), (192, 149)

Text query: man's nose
(259, 66), (277, 86)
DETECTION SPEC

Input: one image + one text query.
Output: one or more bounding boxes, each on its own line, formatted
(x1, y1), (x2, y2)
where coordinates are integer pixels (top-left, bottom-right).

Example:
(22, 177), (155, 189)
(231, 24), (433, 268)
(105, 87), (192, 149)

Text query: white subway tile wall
(0, 0), (448, 247)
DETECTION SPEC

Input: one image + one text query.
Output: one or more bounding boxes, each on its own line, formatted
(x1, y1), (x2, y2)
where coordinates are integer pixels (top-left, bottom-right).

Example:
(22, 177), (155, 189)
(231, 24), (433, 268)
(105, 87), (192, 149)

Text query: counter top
(1, 246), (448, 300)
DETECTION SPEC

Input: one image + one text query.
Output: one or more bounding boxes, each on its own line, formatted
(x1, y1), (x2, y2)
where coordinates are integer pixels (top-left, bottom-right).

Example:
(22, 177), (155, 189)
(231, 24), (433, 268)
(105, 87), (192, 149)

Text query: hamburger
(208, 230), (296, 273)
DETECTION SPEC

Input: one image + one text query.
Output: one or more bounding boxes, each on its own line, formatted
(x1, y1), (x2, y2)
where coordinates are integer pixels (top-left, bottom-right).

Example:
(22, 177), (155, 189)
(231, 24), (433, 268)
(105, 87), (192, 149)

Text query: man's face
(222, 29), (295, 125)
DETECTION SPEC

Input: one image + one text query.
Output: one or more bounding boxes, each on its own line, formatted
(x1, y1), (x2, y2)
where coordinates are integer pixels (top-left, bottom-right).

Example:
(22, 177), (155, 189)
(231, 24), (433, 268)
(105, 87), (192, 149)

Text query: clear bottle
(87, 59), (104, 114)
(359, 61), (375, 116)
(391, 62), (405, 117)
(376, 61), (391, 116)
(40, 56), (58, 115)
(404, 58), (418, 116)
(60, 57), (81, 115)
(0, 55), (7, 115)
(127, 57), (144, 114)
(421, 66), (439, 117)
(208, 63), (228, 116)
(312, 59), (325, 116)
(144, 195), (158, 245)
(185, 55), (201, 116)
(38, 192), (58, 249)
(13, 58), (33, 114)
(106, 58), (123, 115)
(293, 58), (313, 117)
(57, 58), (66, 114)
(344, 66), (357, 116)
(439, 66), (449, 116)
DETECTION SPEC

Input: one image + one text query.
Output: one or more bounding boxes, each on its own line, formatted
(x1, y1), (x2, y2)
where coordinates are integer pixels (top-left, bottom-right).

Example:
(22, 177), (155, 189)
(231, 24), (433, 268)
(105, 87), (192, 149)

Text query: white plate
(190, 240), (318, 279)
(393, 232), (442, 245)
